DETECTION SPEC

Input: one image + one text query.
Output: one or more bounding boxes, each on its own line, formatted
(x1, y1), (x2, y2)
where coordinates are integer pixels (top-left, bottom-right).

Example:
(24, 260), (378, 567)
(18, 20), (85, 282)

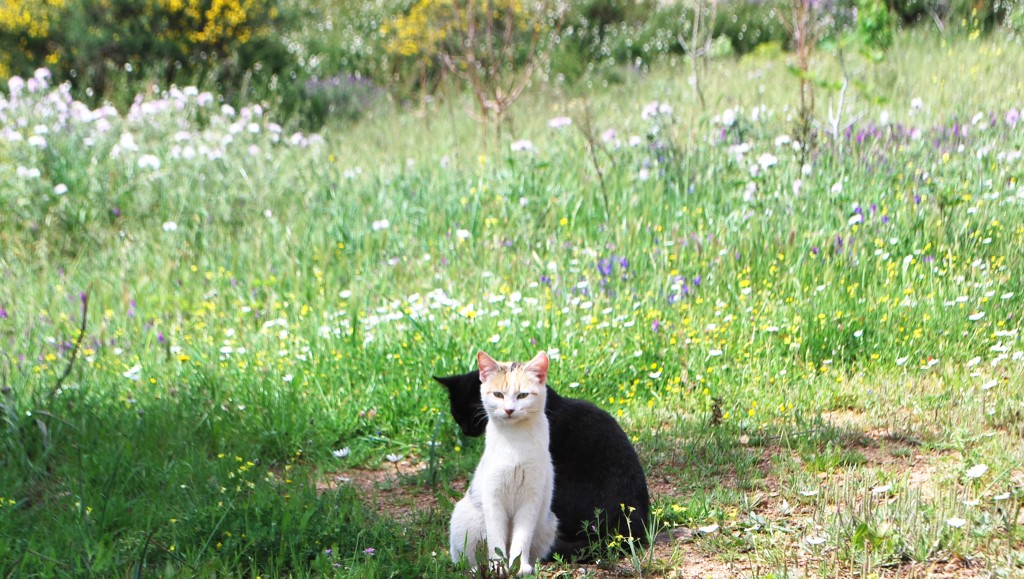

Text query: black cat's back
(434, 369), (650, 560)
(544, 388), (650, 555)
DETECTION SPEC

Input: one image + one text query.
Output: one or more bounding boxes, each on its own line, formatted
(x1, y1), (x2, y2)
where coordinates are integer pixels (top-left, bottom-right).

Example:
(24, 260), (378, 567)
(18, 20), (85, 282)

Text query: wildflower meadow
(2, 17), (1024, 579)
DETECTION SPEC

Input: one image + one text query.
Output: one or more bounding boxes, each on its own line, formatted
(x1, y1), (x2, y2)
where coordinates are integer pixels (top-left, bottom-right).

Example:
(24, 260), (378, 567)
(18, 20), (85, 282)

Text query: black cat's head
(433, 370), (487, 437)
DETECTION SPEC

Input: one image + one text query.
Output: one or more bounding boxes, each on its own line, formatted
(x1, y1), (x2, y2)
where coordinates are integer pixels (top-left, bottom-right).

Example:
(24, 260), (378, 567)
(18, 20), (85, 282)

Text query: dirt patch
(882, 555), (989, 578)
(647, 475), (679, 498)
(560, 528), (750, 578)
(320, 459), (452, 521)
(318, 407), (1015, 577)
(816, 409), (965, 500)
(655, 531), (751, 579)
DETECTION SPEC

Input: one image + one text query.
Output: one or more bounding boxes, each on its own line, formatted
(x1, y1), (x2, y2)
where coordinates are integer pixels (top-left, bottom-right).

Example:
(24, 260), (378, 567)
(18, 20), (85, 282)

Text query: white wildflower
(965, 464), (988, 479)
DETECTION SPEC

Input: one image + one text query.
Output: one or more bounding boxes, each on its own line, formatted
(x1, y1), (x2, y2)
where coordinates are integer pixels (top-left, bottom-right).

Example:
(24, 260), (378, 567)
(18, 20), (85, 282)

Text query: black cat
(434, 369), (651, 560)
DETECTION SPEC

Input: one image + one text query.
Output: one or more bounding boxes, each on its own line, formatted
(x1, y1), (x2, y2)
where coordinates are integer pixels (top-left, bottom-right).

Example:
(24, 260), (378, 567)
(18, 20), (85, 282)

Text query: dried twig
(781, 0), (819, 164)
(1, 350), (9, 397)
(572, 102), (611, 221)
(442, 0), (564, 131)
(678, 0), (717, 111)
(50, 287), (91, 399)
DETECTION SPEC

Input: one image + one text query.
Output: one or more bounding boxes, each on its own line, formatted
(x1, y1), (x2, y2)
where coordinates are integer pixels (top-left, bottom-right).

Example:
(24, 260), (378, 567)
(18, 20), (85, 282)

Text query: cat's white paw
(517, 562), (534, 576)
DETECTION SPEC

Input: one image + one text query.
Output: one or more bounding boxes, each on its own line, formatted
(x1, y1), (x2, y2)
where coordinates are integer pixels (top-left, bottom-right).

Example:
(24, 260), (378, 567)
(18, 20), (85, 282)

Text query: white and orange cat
(449, 351), (558, 576)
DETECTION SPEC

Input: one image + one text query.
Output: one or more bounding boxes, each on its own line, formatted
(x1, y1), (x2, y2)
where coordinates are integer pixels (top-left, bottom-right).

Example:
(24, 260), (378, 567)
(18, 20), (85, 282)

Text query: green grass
(2, 30), (1024, 576)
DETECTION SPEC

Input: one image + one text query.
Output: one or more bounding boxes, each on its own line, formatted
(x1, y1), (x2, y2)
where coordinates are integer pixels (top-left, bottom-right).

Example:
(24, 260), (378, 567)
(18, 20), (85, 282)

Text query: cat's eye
(492, 392), (504, 399)
(516, 393), (529, 399)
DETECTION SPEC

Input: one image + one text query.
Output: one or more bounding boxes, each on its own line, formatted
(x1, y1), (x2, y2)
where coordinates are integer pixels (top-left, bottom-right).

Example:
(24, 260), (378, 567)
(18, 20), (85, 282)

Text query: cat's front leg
(508, 510), (541, 575)
(482, 504), (510, 565)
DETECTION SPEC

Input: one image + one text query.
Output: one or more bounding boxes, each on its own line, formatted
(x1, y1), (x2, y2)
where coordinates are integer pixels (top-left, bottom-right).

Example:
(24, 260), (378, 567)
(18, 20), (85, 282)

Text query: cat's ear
(432, 374), (460, 390)
(433, 370), (482, 390)
(477, 351), (501, 383)
(524, 351), (549, 384)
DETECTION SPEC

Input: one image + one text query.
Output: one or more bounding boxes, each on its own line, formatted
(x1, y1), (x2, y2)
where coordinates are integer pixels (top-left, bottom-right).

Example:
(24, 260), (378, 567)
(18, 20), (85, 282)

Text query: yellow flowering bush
(382, 0), (561, 122)
(383, 0), (538, 64)
(0, 0), (65, 39)
(0, 0), (291, 103)
(0, 0), (66, 79)
(381, 0), (453, 60)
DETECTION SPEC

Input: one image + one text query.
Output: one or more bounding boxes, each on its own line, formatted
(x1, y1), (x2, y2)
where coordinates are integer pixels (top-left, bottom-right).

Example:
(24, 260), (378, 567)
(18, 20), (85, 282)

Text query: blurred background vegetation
(2, 0), (1023, 128)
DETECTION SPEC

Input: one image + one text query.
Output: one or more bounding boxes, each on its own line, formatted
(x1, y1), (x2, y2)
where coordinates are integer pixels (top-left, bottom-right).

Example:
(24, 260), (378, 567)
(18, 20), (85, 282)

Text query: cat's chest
(475, 433), (552, 485)
(474, 454), (551, 503)
(480, 438), (548, 472)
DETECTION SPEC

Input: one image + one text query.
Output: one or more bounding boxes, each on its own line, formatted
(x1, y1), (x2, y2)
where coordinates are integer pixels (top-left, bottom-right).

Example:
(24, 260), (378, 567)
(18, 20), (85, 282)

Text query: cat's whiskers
(472, 407), (489, 430)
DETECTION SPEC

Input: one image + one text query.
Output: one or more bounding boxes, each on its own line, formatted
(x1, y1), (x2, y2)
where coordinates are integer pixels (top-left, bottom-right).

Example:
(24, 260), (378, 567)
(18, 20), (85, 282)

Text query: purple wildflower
(811, 246), (820, 255)
(128, 299), (137, 318)
(0, 305), (7, 319)
(1006, 108), (1019, 128)
(693, 275), (702, 287)
(914, 194), (921, 204)
(363, 548), (376, 557)
(158, 332), (165, 343)
(597, 259), (613, 277)
(652, 320), (660, 332)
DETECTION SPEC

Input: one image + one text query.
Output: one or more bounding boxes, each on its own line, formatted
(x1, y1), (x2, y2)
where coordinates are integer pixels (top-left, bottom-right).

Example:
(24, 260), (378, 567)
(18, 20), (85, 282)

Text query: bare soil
(320, 408), (1016, 577)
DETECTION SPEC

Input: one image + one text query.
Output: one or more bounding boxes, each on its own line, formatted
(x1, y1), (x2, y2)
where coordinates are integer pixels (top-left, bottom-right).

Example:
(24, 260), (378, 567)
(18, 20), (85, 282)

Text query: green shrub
(854, 0), (896, 59)
(1008, 3), (1024, 33)
(714, 0), (789, 55)
(886, 0), (1015, 28)
(550, 0), (792, 78)
(291, 0), (398, 84)
(885, 0), (940, 23)
(950, 0), (1016, 29)
(291, 74), (384, 129)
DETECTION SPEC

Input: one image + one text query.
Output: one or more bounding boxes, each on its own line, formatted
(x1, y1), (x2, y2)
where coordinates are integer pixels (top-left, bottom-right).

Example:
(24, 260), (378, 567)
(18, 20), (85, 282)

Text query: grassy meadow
(2, 30), (1024, 577)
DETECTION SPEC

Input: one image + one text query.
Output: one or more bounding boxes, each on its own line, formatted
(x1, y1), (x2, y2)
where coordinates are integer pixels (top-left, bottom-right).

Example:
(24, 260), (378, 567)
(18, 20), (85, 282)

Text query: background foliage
(3, 0), (1023, 124)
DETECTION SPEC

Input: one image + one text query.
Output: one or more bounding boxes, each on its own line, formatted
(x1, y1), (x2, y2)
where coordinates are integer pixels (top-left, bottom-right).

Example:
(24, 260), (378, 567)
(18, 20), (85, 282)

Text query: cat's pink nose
(504, 408), (514, 416)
